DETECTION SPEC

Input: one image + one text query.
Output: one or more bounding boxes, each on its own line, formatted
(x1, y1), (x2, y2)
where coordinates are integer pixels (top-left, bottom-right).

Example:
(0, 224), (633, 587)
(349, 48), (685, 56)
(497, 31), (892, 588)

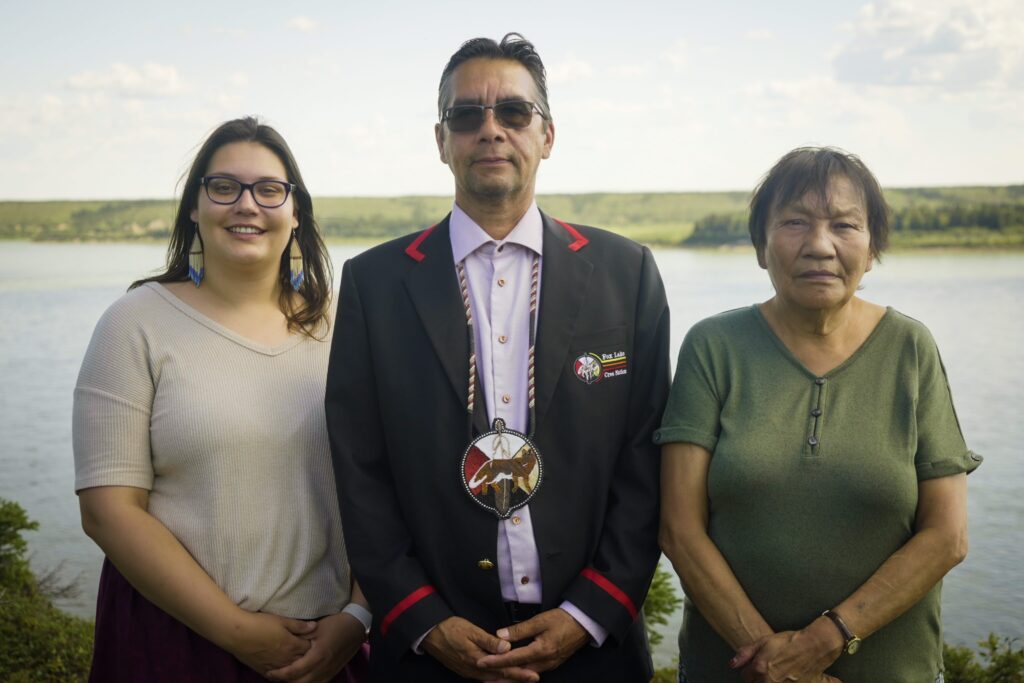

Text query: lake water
(0, 241), (1021, 667)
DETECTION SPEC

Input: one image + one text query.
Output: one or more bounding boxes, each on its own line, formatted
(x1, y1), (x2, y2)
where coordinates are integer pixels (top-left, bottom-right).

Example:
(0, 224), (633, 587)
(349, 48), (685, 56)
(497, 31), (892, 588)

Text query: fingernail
(728, 656), (739, 668)
(496, 628), (510, 639)
(498, 640), (510, 653)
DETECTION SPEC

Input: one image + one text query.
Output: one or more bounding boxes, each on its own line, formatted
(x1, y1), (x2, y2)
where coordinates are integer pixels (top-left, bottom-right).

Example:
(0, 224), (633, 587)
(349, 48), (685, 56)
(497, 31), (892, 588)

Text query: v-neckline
(752, 304), (893, 380)
(148, 282), (305, 356)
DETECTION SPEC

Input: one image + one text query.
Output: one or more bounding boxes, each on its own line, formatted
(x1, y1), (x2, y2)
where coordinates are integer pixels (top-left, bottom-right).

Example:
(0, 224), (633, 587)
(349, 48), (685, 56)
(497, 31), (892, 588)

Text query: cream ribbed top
(73, 282), (350, 619)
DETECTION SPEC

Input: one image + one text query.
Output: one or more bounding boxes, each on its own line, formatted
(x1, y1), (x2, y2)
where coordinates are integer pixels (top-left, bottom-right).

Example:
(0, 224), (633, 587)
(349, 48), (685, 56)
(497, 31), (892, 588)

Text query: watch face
(847, 638), (862, 655)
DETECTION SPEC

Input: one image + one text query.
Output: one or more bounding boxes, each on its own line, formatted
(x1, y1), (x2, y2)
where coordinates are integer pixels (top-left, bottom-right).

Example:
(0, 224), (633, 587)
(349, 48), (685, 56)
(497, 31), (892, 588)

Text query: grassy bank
(2, 185), (1022, 249)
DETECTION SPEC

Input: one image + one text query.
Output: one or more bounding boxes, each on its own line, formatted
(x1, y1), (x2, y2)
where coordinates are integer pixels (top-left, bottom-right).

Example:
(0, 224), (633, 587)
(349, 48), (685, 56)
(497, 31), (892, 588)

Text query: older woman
(657, 147), (981, 682)
(74, 117), (368, 682)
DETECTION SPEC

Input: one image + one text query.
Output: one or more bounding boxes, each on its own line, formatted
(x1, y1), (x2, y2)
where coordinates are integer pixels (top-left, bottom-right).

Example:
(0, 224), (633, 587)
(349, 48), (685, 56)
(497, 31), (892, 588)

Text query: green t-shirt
(654, 306), (981, 682)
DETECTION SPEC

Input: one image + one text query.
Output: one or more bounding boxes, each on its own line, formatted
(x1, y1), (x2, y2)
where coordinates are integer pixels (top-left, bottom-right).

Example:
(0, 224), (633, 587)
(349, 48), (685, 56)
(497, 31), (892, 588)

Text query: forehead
(206, 141), (287, 177)
(447, 58), (538, 104)
(776, 174), (866, 217)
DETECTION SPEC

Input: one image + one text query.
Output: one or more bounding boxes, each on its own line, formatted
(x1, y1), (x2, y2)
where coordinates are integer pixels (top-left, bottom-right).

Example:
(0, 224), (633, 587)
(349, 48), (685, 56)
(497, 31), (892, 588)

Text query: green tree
(0, 498), (93, 682)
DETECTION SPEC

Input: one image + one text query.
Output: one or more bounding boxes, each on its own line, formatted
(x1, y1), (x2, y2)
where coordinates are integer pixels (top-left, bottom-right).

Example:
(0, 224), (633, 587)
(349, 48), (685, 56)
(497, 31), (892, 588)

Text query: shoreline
(2, 237), (1022, 253)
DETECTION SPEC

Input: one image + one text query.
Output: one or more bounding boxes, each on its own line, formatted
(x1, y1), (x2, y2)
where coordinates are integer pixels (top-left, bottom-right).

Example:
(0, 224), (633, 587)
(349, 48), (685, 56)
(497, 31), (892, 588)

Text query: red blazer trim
(380, 585), (437, 635)
(581, 568), (638, 620)
(552, 218), (589, 252)
(404, 224), (438, 262)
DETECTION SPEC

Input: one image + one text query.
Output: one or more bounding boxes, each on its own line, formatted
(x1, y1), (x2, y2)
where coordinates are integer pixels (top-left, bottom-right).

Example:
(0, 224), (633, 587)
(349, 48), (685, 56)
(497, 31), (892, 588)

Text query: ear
(541, 121), (555, 160)
(756, 245), (768, 270)
(190, 207), (198, 225)
(435, 122), (448, 164)
(291, 209), (299, 230)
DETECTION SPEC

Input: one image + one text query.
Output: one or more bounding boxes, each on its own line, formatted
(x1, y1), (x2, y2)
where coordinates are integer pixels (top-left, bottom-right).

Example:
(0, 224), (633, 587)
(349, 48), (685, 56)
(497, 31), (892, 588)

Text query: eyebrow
(205, 172), (288, 182)
(450, 95), (531, 107)
(779, 201), (865, 220)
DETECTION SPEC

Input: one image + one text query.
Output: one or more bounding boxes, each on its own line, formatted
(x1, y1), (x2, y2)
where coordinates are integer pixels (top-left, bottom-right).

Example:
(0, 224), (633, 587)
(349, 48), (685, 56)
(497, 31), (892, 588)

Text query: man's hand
(225, 611), (316, 675)
(422, 616), (540, 682)
(476, 608), (589, 675)
(265, 612), (366, 683)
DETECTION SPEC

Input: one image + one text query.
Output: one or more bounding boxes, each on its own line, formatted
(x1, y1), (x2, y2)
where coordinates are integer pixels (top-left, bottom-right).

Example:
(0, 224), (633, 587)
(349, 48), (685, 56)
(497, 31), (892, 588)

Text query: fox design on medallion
(461, 418), (543, 519)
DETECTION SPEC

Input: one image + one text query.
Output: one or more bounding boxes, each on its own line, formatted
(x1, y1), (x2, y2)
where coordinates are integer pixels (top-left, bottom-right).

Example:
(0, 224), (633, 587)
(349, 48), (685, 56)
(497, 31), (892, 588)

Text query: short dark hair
(438, 32), (552, 121)
(748, 147), (890, 261)
(132, 117), (332, 337)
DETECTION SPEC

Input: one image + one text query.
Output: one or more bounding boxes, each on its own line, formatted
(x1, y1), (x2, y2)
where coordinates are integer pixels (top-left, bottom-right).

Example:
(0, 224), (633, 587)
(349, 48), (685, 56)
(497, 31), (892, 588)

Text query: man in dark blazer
(326, 33), (670, 682)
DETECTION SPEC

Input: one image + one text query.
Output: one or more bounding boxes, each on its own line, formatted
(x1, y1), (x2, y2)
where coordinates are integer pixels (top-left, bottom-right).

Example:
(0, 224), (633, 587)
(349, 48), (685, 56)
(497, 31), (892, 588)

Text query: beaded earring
(288, 230), (304, 291)
(188, 226), (204, 287)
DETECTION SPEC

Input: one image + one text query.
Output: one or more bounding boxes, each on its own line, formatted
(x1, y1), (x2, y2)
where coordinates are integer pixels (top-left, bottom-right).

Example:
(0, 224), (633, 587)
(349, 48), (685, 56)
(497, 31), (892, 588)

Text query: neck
(199, 261), (282, 310)
(455, 191), (534, 241)
(763, 296), (860, 340)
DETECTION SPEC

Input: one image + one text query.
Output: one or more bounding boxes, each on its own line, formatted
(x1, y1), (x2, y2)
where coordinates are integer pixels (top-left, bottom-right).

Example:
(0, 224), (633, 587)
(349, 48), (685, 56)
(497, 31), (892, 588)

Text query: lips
(799, 270), (840, 279)
(226, 225), (265, 235)
(473, 156), (513, 166)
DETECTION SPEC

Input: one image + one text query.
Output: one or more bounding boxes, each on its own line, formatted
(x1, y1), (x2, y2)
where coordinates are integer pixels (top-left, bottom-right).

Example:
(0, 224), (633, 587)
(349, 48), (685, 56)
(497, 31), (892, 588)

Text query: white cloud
(288, 16), (318, 33)
(833, 0), (1024, 90)
(742, 76), (911, 136)
(661, 40), (687, 70)
(743, 28), (775, 41)
(66, 63), (184, 98)
(547, 56), (594, 84)
(608, 64), (651, 79)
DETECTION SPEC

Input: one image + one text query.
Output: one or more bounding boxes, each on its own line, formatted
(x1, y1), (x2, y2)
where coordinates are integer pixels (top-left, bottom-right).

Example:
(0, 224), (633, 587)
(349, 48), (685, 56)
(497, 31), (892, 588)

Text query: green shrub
(644, 562), (683, 648)
(944, 634), (1024, 683)
(0, 498), (93, 682)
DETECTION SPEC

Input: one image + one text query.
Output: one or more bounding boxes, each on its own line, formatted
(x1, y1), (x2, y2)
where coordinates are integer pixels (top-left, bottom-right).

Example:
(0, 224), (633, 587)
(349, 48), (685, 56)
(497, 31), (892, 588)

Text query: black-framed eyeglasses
(199, 176), (297, 209)
(441, 100), (547, 133)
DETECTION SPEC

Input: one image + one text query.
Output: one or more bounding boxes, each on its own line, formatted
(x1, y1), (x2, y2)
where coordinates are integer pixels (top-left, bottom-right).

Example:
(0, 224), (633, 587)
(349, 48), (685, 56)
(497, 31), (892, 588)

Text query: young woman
(74, 117), (369, 682)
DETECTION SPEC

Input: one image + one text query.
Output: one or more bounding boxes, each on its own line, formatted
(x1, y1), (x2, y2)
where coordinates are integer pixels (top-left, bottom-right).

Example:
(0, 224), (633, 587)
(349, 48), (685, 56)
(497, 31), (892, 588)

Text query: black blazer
(326, 211), (671, 682)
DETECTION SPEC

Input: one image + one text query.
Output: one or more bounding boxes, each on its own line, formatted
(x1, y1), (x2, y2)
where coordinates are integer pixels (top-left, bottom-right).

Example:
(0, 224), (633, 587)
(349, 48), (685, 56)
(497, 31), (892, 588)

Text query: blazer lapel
(533, 213), (593, 433)
(404, 217), (490, 435)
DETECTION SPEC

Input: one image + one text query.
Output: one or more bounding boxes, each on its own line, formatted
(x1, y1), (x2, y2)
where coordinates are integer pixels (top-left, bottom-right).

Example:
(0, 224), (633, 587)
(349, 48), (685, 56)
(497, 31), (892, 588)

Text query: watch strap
(821, 609), (861, 655)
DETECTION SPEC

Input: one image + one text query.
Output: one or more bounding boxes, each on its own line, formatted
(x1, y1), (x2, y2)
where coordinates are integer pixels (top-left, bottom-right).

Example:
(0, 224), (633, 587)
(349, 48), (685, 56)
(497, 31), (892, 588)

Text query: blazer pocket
(568, 325), (629, 385)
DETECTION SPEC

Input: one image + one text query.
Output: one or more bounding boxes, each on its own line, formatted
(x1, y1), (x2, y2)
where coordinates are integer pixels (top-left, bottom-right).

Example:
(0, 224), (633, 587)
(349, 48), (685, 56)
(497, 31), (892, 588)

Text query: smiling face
(434, 57), (554, 211)
(760, 174), (874, 315)
(189, 141), (298, 279)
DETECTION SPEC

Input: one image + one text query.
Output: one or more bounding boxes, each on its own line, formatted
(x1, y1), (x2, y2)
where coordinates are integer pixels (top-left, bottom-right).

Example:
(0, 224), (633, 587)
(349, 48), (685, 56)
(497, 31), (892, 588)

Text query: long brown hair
(132, 117), (333, 337)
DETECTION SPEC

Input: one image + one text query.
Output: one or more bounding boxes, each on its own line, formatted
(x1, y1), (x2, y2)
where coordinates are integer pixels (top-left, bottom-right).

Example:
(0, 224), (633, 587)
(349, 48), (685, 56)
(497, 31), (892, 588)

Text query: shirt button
(497, 245), (505, 253)
(502, 394), (511, 404)
(815, 378), (826, 386)
(497, 278), (506, 287)
(808, 436), (819, 446)
(511, 516), (521, 525)
(811, 408), (822, 417)
(498, 334), (508, 344)
(520, 576), (530, 585)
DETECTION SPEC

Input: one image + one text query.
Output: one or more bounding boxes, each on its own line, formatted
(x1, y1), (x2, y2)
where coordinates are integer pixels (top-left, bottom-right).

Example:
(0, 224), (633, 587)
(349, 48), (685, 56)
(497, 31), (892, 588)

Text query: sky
(1, 0), (1021, 200)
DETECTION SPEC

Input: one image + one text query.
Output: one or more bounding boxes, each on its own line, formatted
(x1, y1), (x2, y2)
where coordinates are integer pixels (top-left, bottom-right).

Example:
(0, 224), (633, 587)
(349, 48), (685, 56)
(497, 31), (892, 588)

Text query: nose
(803, 220), (836, 258)
(477, 108), (506, 142)
(233, 186), (260, 212)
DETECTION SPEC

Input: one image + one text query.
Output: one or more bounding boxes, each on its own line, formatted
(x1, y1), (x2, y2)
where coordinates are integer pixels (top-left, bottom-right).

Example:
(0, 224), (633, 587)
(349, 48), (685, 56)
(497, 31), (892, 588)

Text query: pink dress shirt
(447, 202), (607, 646)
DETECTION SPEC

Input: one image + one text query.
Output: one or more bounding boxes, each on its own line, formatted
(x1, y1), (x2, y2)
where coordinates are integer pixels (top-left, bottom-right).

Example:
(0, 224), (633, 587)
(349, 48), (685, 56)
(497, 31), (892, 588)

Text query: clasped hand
(425, 609), (589, 682)
(731, 629), (843, 683)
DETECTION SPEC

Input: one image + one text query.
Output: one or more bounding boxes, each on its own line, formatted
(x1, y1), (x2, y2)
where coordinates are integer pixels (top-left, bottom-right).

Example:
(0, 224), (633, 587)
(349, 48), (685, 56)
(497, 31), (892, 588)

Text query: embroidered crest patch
(573, 351), (628, 384)
(461, 418), (543, 519)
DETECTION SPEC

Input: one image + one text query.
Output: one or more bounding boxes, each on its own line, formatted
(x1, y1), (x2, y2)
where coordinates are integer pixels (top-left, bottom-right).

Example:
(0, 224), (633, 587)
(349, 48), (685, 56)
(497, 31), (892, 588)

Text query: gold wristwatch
(822, 609), (861, 655)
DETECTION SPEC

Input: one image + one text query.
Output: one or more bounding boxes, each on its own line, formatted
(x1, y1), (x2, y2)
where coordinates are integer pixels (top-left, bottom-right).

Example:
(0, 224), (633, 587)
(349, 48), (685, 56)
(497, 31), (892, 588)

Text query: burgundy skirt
(90, 558), (370, 682)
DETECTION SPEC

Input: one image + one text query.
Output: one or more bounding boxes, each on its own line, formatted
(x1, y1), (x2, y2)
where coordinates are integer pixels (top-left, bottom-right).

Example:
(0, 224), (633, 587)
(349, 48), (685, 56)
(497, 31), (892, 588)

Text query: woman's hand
(264, 612), (365, 683)
(731, 619), (843, 683)
(225, 611), (317, 676)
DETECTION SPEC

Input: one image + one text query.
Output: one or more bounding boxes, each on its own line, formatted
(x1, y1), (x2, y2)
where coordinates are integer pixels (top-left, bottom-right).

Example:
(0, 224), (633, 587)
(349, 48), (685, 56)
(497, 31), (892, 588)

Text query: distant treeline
(686, 199), (1024, 248)
(2, 185), (1023, 248)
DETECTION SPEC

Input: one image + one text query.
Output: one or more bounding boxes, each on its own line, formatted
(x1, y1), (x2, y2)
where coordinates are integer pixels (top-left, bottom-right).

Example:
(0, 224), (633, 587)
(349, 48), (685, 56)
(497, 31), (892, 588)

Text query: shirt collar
(449, 201), (544, 263)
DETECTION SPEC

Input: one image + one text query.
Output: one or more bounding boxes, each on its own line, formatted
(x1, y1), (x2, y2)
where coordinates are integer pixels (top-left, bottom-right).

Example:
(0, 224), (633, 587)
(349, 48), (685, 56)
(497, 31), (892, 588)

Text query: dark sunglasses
(441, 100), (547, 133)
